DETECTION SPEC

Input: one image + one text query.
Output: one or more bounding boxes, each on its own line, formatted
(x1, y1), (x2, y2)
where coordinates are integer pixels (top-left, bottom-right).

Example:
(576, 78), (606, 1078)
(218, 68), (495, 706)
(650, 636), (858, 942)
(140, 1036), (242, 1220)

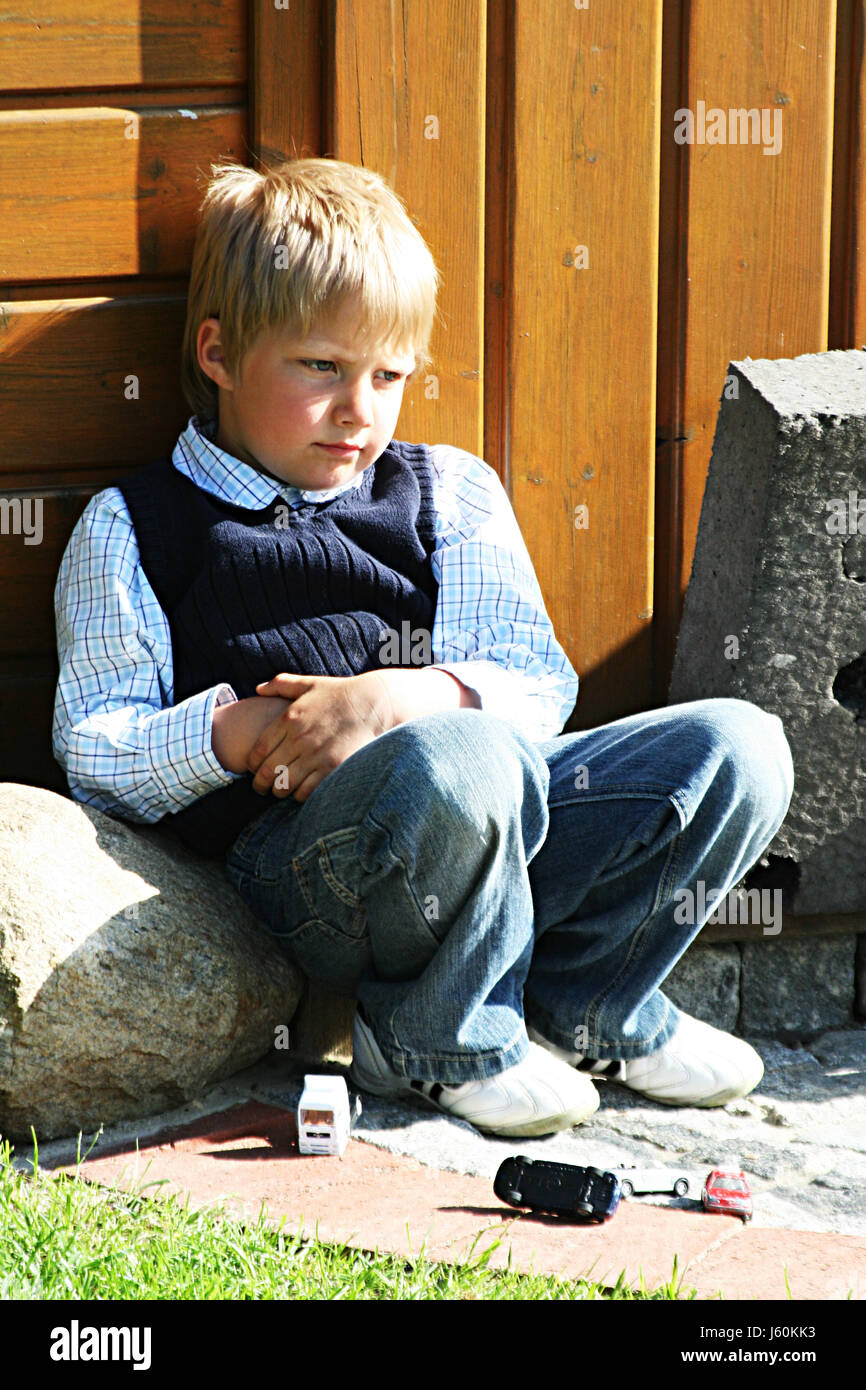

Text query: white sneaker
(350, 1011), (600, 1138)
(527, 1012), (764, 1108)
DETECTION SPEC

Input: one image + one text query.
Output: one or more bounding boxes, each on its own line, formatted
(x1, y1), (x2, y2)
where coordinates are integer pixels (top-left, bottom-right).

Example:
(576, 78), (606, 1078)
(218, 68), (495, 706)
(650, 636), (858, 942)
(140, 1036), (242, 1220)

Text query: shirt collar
(172, 416), (370, 509)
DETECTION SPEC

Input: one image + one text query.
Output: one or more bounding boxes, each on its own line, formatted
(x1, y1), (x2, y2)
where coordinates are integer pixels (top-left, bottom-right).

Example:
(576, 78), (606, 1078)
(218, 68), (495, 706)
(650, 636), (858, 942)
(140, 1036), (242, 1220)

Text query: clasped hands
(246, 671), (396, 803)
(212, 667), (476, 804)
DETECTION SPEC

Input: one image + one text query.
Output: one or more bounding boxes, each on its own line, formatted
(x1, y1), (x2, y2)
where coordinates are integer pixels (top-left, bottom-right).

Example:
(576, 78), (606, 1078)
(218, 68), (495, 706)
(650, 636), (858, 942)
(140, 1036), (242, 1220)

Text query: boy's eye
(300, 360), (404, 383)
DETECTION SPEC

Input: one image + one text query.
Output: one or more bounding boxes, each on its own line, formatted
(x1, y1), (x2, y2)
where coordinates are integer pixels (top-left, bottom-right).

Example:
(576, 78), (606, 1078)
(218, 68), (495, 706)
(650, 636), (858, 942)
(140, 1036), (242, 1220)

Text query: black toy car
(494, 1155), (622, 1223)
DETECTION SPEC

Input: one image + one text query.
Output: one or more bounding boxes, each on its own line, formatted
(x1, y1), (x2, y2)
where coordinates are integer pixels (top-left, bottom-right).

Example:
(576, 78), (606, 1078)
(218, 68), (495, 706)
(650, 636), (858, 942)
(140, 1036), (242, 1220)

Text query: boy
(54, 157), (795, 1139)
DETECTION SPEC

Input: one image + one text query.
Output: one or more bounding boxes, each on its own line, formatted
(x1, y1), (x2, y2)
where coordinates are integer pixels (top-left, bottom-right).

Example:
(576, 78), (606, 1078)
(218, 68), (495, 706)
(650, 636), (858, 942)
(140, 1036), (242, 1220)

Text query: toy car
(494, 1156), (621, 1223)
(701, 1167), (753, 1222)
(610, 1165), (691, 1198)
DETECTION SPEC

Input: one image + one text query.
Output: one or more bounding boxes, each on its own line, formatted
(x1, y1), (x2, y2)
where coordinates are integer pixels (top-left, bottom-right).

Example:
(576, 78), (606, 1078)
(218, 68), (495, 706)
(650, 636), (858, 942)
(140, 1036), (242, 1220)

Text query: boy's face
(197, 297), (417, 491)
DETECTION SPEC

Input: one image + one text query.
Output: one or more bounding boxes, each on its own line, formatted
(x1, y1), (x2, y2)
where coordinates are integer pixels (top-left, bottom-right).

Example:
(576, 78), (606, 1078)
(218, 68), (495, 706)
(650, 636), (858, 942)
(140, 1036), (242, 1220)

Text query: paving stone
(43, 1097), (866, 1301)
(686, 1227), (866, 1301)
(663, 943), (740, 1032)
(740, 936), (856, 1037)
(49, 1099), (743, 1295)
(668, 347), (866, 916)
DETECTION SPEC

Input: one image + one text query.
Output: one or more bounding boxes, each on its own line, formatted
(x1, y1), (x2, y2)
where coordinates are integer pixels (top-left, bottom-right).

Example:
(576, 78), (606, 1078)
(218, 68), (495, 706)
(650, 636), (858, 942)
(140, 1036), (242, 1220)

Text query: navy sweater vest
(118, 440), (440, 858)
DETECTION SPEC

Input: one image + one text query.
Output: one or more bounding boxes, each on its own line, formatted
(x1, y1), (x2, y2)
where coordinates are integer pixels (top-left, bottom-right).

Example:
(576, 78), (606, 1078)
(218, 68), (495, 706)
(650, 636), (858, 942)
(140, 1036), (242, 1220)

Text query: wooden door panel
(509, 0), (663, 728)
(327, 0), (487, 459)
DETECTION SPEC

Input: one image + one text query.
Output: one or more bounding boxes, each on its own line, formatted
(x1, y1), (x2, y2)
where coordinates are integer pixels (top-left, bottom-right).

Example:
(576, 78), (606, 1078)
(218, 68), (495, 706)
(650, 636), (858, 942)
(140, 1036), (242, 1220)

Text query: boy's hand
(250, 667), (478, 802)
(248, 671), (395, 802)
(211, 695), (291, 775)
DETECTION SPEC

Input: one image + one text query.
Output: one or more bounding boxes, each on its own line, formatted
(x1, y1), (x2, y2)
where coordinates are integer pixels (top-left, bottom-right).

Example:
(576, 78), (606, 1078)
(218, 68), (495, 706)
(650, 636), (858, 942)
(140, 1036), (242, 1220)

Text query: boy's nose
(334, 377), (375, 426)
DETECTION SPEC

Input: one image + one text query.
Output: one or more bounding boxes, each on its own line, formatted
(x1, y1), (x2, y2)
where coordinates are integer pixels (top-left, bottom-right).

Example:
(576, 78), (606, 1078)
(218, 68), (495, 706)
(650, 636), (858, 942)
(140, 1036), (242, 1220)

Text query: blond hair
(181, 157), (440, 422)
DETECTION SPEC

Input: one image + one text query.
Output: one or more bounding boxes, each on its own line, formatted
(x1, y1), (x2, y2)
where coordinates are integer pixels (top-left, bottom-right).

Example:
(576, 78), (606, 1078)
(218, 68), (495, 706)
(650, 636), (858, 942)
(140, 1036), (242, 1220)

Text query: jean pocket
(292, 829), (366, 939)
(281, 831), (368, 992)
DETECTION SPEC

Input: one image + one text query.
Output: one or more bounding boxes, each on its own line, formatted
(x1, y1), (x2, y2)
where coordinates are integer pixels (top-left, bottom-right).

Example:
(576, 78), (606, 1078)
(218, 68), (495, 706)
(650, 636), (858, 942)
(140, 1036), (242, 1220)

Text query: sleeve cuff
(144, 684), (247, 810)
(434, 660), (572, 739)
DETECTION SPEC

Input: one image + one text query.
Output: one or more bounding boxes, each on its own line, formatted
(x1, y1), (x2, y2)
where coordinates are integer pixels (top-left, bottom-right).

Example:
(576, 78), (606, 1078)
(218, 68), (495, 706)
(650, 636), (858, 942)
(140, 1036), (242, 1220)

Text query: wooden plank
(483, 0), (510, 483)
(509, 0), (663, 731)
(656, 1), (837, 701)
(0, 487), (93, 659)
(326, 0), (486, 458)
(0, 1), (246, 91)
(286, 984), (355, 1068)
(829, 0), (866, 349)
(250, 0), (323, 165)
(3, 278), (186, 303)
(0, 88), (246, 113)
(0, 297), (190, 475)
(653, 0), (690, 708)
(0, 106), (246, 282)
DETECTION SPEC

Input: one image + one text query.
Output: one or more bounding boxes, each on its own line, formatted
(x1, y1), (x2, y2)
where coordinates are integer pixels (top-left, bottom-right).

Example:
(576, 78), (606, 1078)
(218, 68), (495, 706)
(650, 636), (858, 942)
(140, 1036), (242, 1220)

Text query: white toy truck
(297, 1075), (352, 1157)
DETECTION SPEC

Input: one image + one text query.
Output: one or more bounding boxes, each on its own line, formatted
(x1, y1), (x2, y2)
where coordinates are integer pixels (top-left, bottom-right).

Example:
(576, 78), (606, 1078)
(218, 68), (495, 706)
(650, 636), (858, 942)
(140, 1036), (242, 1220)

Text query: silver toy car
(609, 1165), (691, 1198)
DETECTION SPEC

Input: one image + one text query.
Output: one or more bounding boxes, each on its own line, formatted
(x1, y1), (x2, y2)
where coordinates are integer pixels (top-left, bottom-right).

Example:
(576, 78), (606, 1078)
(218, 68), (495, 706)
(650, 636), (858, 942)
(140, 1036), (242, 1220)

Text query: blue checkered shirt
(53, 418), (579, 824)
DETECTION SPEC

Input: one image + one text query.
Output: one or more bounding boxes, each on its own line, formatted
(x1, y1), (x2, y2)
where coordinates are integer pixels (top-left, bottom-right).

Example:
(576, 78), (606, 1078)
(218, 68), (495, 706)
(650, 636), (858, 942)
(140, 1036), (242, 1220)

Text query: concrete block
(669, 348), (866, 914)
(662, 942), (740, 1032)
(740, 935), (856, 1038)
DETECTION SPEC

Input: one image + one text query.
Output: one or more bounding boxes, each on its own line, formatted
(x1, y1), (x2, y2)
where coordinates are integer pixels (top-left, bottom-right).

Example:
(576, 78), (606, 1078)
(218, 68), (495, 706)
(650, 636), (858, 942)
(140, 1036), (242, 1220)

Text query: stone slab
(668, 348), (866, 915)
(663, 942), (740, 1032)
(740, 936), (857, 1037)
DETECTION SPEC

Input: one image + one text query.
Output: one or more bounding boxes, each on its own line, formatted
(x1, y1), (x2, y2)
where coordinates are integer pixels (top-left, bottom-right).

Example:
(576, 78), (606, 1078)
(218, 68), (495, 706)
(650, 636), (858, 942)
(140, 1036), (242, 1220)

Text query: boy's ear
(197, 318), (235, 391)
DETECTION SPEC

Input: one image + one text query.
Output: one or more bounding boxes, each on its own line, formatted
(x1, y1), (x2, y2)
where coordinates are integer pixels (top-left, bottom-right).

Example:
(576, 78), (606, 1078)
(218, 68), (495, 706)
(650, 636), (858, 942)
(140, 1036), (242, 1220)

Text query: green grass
(0, 1136), (699, 1301)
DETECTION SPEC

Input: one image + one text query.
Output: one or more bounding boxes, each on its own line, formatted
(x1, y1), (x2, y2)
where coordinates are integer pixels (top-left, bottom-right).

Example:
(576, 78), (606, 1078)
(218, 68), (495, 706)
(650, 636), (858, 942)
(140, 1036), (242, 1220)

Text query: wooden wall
(0, 0), (248, 790)
(1, 0), (864, 797)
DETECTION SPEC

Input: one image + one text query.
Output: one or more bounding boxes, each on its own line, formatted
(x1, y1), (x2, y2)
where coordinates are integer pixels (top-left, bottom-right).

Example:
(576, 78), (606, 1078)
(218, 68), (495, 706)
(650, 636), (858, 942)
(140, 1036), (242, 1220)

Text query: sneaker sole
(618, 1080), (762, 1108)
(349, 1061), (600, 1137)
(606, 1065), (764, 1108)
(528, 1029), (763, 1109)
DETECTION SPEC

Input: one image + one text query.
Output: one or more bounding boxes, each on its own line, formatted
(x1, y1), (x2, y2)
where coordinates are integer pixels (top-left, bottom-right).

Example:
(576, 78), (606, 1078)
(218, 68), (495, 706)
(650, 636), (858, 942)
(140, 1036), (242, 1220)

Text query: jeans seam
(361, 811), (446, 947)
(582, 794), (686, 1052)
(381, 1024), (528, 1078)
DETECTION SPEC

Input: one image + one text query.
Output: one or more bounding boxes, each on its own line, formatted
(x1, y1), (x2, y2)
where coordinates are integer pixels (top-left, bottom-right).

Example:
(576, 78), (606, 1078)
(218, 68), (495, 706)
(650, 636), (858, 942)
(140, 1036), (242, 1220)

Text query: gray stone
(740, 936), (856, 1038)
(661, 942), (740, 1032)
(668, 348), (866, 914)
(0, 783), (303, 1141)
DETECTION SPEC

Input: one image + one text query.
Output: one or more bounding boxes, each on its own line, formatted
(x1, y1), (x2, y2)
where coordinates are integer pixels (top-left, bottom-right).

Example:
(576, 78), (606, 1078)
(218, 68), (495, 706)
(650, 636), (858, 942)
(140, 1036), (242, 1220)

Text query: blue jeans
(224, 698), (794, 1085)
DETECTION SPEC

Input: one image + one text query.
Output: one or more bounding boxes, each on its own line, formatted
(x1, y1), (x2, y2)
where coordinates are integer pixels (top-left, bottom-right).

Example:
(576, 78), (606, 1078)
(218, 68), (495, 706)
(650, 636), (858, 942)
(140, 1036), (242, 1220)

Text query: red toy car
(702, 1167), (753, 1222)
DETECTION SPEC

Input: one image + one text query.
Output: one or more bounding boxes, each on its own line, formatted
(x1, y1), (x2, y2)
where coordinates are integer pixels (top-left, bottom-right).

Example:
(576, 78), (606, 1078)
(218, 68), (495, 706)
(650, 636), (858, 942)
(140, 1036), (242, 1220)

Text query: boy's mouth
(315, 442), (362, 455)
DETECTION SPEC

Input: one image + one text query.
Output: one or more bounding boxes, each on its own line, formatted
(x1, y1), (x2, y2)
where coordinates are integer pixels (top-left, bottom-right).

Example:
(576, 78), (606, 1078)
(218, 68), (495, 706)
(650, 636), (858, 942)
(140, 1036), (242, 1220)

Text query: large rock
(668, 348), (866, 914)
(0, 784), (303, 1141)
